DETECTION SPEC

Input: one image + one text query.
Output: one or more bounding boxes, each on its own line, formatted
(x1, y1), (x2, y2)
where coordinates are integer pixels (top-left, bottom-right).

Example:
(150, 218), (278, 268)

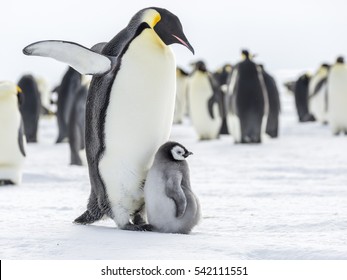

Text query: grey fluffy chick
(144, 141), (201, 234)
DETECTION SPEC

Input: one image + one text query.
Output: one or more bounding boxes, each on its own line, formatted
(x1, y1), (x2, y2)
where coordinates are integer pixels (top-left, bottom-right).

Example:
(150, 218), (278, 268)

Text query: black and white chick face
(171, 144), (193, 161)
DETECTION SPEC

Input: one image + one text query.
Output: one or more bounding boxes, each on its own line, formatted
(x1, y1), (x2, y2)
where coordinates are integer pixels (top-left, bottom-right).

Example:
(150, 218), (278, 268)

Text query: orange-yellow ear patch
(151, 13), (161, 28)
(16, 86), (22, 93)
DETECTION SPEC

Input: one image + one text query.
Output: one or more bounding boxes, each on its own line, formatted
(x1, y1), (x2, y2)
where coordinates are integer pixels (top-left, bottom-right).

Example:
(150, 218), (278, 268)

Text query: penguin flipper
(165, 176), (187, 218)
(23, 40), (112, 75)
(18, 118), (26, 157)
(207, 97), (215, 119)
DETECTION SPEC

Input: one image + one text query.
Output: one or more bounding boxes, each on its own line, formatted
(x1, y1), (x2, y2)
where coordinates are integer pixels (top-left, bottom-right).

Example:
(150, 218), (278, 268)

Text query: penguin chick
(144, 141), (201, 234)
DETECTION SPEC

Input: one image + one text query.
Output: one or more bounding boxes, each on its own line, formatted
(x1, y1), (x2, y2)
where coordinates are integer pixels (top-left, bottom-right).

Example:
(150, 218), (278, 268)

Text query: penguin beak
(184, 151), (193, 158)
(172, 34), (195, 54)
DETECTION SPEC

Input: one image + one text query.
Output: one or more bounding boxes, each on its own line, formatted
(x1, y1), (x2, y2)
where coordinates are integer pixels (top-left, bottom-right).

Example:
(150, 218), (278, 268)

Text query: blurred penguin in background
(213, 63), (233, 135)
(188, 60), (223, 140)
(17, 74), (41, 143)
(53, 67), (82, 143)
(0, 81), (26, 185)
(328, 56), (347, 135)
(284, 80), (296, 95)
(227, 50), (269, 144)
(68, 75), (90, 166)
(35, 76), (54, 116)
(308, 63), (330, 125)
(293, 73), (315, 122)
(173, 67), (189, 124)
(259, 64), (281, 138)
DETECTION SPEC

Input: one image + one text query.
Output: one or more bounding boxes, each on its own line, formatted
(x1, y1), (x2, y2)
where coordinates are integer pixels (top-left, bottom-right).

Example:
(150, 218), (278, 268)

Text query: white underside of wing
(23, 40), (112, 75)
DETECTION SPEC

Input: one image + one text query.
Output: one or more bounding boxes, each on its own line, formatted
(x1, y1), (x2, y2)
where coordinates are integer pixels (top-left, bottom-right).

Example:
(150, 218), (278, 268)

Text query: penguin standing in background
(328, 56), (347, 135)
(53, 67), (82, 143)
(0, 81), (26, 185)
(173, 67), (189, 124)
(309, 64), (330, 124)
(68, 76), (90, 166)
(213, 64), (233, 135)
(293, 73), (315, 122)
(284, 81), (296, 95)
(259, 64), (281, 138)
(24, 7), (194, 230)
(35, 76), (53, 116)
(17, 74), (41, 143)
(144, 141), (201, 234)
(188, 61), (223, 140)
(227, 50), (269, 144)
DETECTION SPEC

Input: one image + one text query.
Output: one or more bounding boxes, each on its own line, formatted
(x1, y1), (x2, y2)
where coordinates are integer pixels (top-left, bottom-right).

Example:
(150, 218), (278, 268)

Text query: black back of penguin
(260, 66), (281, 138)
(232, 52), (265, 143)
(213, 64), (233, 135)
(17, 74), (41, 143)
(294, 73), (315, 122)
(55, 67), (82, 143)
(68, 83), (88, 166)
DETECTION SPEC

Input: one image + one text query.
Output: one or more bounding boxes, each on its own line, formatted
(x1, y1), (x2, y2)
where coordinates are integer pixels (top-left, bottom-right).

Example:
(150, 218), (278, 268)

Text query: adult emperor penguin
(259, 64), (281, 138)
(173, 67), (189, 124)
(293, 73), (315, 122)
(188, 61), (223, 140)
(308, 63), (330, 124)
(0, 81), (26, 185)
(53, 67), (82, 143)
(23, 7), (194, 230)
(144, 141), (201, 234)
(328, 56), (347, 135)
(227, 50), (269, 143)
(213, 64), (233, 135)
(68, 76), (90, 166)
(17, 74), (41, 143)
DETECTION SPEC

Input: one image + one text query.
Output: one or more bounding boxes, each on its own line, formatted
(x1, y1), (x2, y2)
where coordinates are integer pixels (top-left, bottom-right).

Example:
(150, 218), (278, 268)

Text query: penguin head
(191, 60), (207, 72)
(0, 81), (23, 106)
(139, 7), (194, 54)
(157, 141), (193, 162)
(336, 56), (344, 64)
(0, 81), (21, 97)
(241, 49), (250, 60)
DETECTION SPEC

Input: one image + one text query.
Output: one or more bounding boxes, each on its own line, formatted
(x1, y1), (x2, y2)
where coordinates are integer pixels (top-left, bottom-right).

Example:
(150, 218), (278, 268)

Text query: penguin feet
(122, 223), (153, 232)
(0, 180), (15, 186)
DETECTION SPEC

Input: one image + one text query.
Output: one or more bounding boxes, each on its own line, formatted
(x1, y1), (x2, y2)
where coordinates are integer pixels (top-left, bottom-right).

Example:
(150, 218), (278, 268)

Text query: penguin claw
(122, 223), (153, 232)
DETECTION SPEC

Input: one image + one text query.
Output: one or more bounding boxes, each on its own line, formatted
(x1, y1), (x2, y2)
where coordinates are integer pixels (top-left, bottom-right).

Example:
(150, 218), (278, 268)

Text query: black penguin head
(321, 63), (330, 69)
(139, 7), (194, 54)
(157, 141), (193, 162)
(241, 49), (250, 60)
(336, 56), (344, 63)
(191, 60), (207, 72)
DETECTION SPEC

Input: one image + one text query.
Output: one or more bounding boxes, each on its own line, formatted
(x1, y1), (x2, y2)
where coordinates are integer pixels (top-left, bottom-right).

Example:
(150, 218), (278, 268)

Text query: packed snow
(1, 82), (347, 260)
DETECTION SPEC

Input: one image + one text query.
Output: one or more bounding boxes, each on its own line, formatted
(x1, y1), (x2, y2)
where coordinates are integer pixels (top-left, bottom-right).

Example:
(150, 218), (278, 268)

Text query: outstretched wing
(23, 40), (112, 75)
(165, 174), (187, 218)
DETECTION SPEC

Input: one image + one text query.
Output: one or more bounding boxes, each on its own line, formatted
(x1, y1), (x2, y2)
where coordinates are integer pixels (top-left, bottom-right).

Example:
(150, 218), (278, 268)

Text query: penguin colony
(285, 56), (347, 135)
(0, 6), (344, 234)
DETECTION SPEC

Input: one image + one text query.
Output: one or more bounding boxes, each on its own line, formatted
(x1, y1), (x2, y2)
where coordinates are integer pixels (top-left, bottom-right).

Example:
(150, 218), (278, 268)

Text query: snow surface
(1, 88), (347, 260)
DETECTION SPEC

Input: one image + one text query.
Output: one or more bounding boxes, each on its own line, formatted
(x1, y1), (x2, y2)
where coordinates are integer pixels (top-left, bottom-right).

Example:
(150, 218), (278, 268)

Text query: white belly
(98, 28), (176, 217)
(0, 97), (25, 184)
(188, 72), (221, 139)
(328, 66), (347, 131)
(144, 169), (177, 227)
